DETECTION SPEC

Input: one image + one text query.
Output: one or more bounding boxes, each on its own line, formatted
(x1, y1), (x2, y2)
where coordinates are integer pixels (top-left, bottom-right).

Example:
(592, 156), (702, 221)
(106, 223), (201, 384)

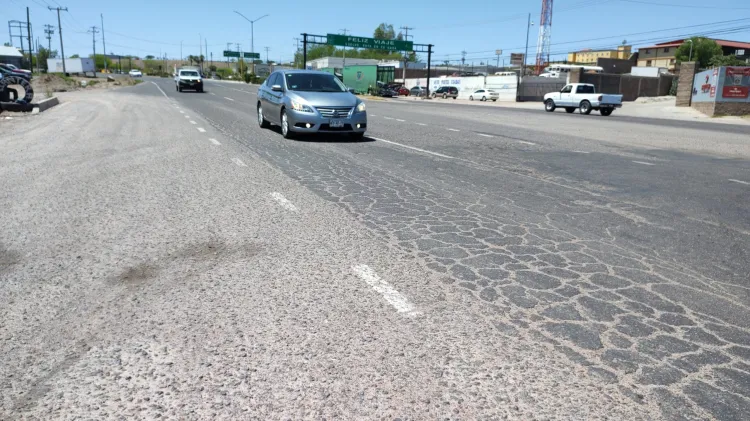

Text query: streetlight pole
(687, 39), (694, 62)
(523, 14), (534, 79)
(234, 11), (269, 71)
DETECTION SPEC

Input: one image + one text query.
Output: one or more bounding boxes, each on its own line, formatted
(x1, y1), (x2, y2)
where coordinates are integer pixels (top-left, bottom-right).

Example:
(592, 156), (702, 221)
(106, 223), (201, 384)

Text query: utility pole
(339, 28), (349, 68)
(36, 38), (40, 73)
(26, 7), (33, 69)
(226, 42), (232, 67)
(48, 5), (68, 75)
(100, 14), (107, 72)
(264, 46), (270, 64)
(495, 49), (502, 71)
(461, 50), (467, 75)
(88, 26), (99, 73)
(236, 43), (242, 74)
(523, 13), (533, 79)
(399, 26), (414, 82)
(44, 25), (55, 54)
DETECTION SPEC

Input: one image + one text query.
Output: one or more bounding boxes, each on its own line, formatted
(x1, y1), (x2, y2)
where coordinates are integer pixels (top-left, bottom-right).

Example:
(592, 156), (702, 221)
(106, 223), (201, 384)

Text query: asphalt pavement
(1, 77), (749, 419)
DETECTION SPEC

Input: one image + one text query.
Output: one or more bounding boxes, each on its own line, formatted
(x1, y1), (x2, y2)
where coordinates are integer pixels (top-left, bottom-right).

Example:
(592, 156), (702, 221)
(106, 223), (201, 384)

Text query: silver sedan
(257, 70), (367, 140)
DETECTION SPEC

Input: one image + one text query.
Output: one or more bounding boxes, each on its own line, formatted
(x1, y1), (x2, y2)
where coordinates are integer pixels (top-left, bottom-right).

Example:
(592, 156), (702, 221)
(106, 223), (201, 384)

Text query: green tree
(209, 65), (217, 72)
(3, 42), (11, 47)
(90, 54), (113, 70)
(145, 55), (155, 59)
(675, 37), (722, 67)
(709, 54), (746, 67)
(373, 23), (395, 40)
(70, 54), (80, 58)
(29, 47), (57, 71)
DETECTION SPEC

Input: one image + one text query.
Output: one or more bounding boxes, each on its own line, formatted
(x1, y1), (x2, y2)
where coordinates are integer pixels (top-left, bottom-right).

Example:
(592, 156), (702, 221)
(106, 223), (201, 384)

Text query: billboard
(510, 53), (525, 66)
(722, 67), (750, 99)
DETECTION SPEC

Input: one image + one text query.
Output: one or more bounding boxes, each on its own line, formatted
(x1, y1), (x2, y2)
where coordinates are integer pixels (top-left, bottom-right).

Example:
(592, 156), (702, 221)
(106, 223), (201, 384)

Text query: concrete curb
(31, 96), (60, 114)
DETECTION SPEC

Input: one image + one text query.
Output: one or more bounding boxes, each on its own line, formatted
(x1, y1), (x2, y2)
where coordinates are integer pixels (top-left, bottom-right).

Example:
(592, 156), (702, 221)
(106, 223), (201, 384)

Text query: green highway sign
(243, 52), (260, 59)
(223, 50), (240, 58)
(326, 34), (413, 52)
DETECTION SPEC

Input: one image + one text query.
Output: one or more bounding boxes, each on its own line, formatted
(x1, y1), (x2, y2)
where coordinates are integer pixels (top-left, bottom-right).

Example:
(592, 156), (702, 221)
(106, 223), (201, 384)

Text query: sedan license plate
(329, 119), (345, 128)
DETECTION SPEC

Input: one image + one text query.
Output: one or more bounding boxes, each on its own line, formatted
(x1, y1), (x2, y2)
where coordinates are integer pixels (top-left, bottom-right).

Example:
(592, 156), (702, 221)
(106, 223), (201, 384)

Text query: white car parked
(543, 83), (622, 116)
(469, 89), (499, 102)
(128, 69), (143, 77)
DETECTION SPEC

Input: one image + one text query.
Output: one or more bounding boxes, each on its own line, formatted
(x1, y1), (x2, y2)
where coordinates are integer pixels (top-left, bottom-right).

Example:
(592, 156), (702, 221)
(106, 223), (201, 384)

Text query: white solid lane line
(477, 133), (493, 138)
(151, 81), (169, 99)
(729, 179), (750, 185)
(447, 128), (460, 132)
(352, 265), (419, 317)
(224, 97), (235, 101)
(209, 138), (221, 145)
(270, 192), (299, 212)
(190, 120), (197, 125)
(232, 158), (247, 167)
(632, 161), (656, 166)
(197, 128), (206, 133)
(370, 136), (454, 160)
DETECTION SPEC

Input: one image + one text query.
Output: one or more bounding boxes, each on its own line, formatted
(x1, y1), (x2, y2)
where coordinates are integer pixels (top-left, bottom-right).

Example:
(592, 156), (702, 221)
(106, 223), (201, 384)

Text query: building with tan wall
(637, 39), (750, 71)
(567, 45), (631, 65)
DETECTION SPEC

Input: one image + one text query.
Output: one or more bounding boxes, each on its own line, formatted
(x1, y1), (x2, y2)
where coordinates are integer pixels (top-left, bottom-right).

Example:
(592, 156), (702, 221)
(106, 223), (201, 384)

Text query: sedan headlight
(356, 102), (366, 113)
(290, 99), (314, 113)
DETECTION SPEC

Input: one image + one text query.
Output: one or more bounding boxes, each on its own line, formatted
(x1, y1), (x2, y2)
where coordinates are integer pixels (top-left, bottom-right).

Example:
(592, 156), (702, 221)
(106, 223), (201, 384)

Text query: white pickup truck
(543, 83), (622, 116)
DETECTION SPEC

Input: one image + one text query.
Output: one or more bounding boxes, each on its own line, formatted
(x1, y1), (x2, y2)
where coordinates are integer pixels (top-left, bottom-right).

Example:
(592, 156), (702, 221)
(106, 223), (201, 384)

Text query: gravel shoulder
(0, 85), (656, 419)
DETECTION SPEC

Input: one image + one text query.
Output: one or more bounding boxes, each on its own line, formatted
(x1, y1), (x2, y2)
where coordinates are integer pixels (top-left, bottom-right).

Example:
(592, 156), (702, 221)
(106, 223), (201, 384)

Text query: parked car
(174, 68), (203, 92)
(128, 69), (143, 77)
(543, 83), (623, 116)
(257, 70), (367, 140)
(409, 86), (428, 97)
(469, 89), (499, 102)
(377, 85), (399, 97)
(0, 64), (31, 81)
(2, 63), (32, 78)
(398, 86), (410, 96)
(432, 86), (458, 99)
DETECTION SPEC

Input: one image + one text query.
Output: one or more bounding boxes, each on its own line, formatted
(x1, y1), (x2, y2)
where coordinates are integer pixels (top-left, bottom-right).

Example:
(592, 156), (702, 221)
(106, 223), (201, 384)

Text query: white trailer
(46, 58), (95, 74)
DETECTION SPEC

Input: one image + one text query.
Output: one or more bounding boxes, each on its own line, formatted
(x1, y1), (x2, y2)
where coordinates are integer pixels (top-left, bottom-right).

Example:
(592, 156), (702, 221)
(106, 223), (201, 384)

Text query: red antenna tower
(535, 0), (553, 74)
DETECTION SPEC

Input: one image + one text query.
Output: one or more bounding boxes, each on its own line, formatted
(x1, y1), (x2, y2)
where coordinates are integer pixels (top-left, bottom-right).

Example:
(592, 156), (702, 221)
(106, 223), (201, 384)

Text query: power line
(617, 0), (750, 10)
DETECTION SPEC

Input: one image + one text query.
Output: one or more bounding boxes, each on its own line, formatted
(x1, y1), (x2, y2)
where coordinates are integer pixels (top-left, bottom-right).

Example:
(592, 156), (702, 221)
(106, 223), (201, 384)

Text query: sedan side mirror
(271, 84), (283, 92)
(348, 88), (356, 94)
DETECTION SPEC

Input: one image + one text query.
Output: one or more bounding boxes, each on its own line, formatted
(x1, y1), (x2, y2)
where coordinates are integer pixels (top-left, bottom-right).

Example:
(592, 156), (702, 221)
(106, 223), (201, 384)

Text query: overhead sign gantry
(301, 33), (434, 96)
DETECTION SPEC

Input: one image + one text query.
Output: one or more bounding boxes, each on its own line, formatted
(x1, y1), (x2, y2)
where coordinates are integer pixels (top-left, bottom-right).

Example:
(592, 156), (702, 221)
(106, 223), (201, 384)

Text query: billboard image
(722, 67), (750, 99)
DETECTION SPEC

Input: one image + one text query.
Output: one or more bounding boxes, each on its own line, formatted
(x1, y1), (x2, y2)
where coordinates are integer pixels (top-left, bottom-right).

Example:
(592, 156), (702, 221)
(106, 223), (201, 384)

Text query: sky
(3, 0), (750, 65)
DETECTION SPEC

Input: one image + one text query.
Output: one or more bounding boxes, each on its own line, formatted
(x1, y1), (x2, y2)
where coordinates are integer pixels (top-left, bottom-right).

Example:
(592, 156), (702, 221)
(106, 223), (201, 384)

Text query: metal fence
(518, 76), (566, 102)
(581, 73), (676, 101)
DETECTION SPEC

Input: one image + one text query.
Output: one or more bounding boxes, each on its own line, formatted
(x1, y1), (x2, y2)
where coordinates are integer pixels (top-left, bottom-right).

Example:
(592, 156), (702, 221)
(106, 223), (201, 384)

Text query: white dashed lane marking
(729, 179), (750, 185)
(352, 265), (419, 317)
(232, 158), (247, 167)
(396, 119), (405, 122)
(209, 138), (221, 145)
(224, 97), (235, 101)
(447, 128), (460, 132)
(573, 151), (590, 154)
(632, 161), (656, 166)
(384, 117), (394, 120)
(197, 128), (206, 133)
(190, 121), (197, 125)
(517, 140), (536, 146)
(179, 110), (184, 114)
(270, 192), (299, 212)
(477, 133), (493, 138)
(370, 137), (454, 160)
(415, 123), (427, 126)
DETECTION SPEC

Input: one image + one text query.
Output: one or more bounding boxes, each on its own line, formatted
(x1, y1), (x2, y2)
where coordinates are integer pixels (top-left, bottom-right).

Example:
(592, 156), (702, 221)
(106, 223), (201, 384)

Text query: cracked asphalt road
(1, 78), (749, 419)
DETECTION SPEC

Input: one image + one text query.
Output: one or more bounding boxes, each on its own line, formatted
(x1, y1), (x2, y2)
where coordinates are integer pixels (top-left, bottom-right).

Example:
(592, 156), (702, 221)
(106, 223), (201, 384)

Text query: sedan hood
(289, 91), (357, 108)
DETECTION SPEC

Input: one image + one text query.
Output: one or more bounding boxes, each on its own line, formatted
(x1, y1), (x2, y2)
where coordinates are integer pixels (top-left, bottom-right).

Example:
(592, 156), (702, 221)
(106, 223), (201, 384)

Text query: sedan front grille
(315, 106), (353, 118)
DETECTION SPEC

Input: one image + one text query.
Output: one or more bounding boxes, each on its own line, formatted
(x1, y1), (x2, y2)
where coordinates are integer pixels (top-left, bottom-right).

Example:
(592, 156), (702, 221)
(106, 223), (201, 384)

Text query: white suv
(174, 68), (203, 93)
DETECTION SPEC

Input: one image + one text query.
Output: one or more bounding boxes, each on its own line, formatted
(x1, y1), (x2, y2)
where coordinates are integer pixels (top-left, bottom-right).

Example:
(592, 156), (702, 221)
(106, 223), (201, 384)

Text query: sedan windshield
(285, 73), (346, 92)
(180, 71), (199, 77)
